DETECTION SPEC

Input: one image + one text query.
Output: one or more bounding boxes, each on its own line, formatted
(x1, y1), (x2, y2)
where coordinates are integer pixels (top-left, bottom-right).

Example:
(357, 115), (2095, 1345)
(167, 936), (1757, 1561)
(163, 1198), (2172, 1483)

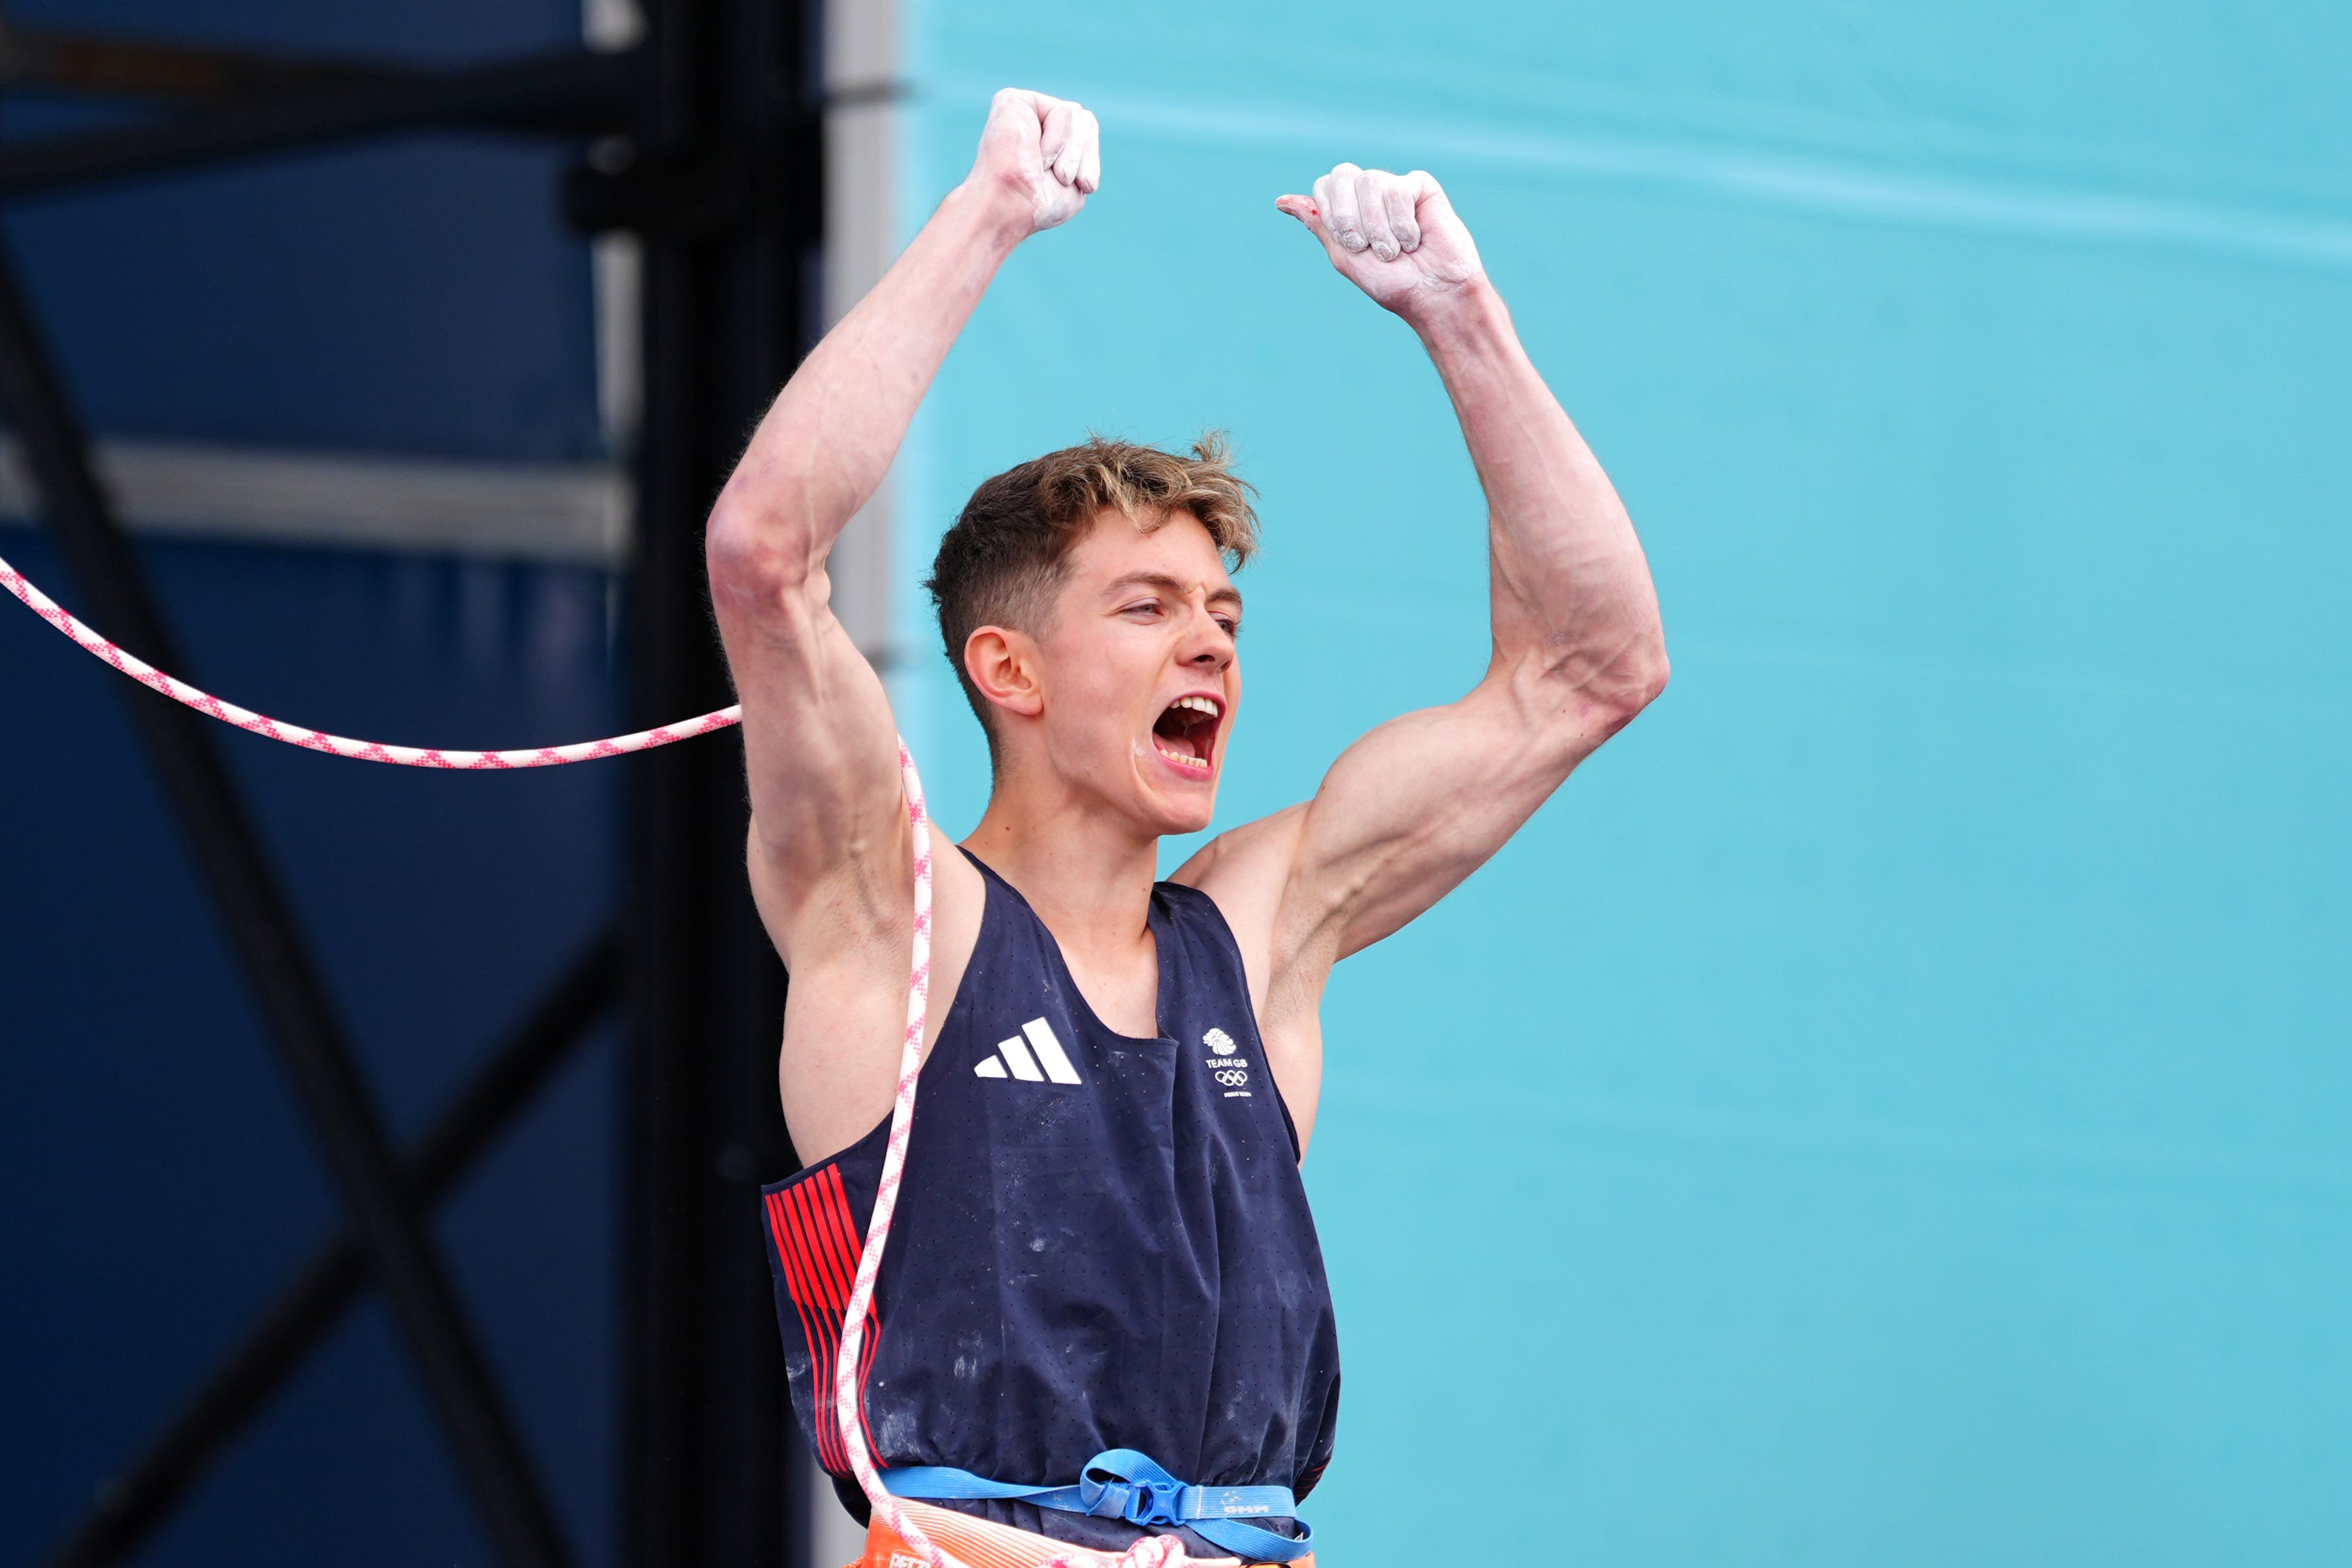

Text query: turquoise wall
(889, 5), (2351, 1562)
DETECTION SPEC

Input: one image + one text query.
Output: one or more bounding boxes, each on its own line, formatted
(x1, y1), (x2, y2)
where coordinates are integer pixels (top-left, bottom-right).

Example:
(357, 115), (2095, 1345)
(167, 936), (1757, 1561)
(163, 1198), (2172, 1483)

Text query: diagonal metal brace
(0, 240), (576, 1568)
(43, 927), (621, 1568)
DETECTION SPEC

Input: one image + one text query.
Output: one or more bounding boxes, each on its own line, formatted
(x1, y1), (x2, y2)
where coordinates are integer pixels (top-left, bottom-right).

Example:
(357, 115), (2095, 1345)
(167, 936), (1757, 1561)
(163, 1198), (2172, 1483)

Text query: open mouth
(1151, 693), (1222, 775)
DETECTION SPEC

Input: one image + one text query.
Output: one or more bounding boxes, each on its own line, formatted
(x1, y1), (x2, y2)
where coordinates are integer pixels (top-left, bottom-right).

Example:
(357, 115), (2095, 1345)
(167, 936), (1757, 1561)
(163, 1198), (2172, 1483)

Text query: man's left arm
(1183, 165), (1668, 1017)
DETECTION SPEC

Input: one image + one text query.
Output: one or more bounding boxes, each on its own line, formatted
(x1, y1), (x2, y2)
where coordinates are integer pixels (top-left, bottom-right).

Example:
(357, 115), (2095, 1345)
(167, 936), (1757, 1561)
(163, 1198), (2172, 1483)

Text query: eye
(1120, 599), (1163, 619)
(1215, 616), (1241, 638)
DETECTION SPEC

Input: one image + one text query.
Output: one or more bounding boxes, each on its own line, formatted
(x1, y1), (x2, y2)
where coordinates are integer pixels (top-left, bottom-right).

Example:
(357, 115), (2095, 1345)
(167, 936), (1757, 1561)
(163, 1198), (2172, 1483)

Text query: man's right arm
(706, 90), (1097, 1149)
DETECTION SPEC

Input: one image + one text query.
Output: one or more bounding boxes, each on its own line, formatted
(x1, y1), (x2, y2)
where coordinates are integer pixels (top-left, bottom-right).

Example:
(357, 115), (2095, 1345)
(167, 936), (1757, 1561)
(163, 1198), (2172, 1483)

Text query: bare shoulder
(768, 826), (987, 1166)
(1169, 804), (1307, 1012)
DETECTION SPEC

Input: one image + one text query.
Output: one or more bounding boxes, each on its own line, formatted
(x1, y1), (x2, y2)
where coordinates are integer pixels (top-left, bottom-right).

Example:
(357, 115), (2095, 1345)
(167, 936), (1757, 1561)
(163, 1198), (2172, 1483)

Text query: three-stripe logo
(973, 1017), (1084, 1085)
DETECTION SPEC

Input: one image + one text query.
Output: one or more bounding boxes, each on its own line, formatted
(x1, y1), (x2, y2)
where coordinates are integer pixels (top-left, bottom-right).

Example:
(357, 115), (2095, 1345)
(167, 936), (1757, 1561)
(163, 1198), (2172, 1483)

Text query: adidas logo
(973, 1018), (1084, 1085)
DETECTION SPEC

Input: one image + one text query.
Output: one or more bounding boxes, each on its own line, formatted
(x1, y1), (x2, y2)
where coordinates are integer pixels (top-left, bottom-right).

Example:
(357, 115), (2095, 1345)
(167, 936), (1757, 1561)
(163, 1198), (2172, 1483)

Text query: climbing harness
(5, 551), (1292, 1568)
(881, 1450), (1311, 1562)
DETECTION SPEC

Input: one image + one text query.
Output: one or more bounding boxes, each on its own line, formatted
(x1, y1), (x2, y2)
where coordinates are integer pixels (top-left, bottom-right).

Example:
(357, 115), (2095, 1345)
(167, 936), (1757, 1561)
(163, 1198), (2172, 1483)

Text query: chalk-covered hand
(1276, 165), (1485, 321)
(967, 88), (1100, 236)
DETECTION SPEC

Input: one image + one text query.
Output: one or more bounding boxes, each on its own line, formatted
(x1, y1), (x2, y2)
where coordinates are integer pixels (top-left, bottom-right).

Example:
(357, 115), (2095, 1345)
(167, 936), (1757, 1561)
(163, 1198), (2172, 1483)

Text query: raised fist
(1276, 165), (1485, 320)
(968, 88), (1100, 236)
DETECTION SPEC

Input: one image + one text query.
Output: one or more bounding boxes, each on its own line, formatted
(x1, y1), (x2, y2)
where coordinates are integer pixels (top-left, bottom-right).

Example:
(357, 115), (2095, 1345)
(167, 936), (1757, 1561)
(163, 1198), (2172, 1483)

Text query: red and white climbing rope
(832, 736), (949, 1565)
(4, 550), (1192, 1567)
(1, 551), (740, 767)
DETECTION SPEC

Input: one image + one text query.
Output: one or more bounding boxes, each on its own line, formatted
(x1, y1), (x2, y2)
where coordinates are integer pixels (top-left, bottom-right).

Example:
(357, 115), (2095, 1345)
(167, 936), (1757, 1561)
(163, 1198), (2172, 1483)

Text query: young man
(713, 88), (1667, 1567)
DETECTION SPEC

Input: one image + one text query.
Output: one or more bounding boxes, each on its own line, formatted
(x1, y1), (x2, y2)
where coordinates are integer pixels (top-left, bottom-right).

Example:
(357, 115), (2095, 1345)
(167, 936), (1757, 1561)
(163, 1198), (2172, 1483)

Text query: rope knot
(1036, 1535), (1191, 1568)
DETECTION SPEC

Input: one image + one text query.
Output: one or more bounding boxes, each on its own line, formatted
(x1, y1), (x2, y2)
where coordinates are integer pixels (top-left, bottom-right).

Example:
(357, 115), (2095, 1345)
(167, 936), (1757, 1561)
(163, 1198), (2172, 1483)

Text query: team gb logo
(1202, 1027), (1250, 1096)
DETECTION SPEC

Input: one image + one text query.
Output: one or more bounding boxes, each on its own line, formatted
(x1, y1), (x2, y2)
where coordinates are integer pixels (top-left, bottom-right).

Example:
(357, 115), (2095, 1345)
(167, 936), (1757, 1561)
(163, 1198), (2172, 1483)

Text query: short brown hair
(925, 434), (1259, 745)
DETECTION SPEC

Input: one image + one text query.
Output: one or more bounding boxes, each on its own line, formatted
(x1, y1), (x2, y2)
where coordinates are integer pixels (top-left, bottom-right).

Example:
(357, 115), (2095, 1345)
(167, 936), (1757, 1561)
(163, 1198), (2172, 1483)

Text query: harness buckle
(1120, 1478), (1187, 1527)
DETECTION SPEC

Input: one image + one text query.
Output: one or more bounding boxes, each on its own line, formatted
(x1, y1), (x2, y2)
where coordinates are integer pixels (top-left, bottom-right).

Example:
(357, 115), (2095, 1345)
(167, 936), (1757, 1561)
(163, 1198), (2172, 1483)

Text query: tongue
(1154, 709), (1207, 760)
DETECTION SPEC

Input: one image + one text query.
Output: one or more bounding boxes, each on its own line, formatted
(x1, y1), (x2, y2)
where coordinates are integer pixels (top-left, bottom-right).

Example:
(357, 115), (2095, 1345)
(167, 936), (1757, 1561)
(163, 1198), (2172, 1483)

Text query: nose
(1179, 604), (1234, 670)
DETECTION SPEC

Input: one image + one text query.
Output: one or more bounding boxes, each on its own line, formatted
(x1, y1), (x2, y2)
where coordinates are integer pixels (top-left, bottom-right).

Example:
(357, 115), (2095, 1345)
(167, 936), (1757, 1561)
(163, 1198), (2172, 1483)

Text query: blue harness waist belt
(880, 1449), (1313, 1563)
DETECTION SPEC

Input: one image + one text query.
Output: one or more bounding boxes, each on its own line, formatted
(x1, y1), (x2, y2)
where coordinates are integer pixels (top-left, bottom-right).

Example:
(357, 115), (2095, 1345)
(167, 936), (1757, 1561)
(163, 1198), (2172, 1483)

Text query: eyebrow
(1102, 571), (1243, 612)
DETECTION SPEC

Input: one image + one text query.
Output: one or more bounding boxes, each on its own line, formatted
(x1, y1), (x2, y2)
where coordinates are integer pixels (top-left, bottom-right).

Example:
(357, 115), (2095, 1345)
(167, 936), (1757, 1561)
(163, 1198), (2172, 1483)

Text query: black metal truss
(43, 928), (622, 1568)
(0, 7), (821, 1567)
(0, 27), (413, 108)
(0, 236), (575, 1568)
(0, 44), (645, 199)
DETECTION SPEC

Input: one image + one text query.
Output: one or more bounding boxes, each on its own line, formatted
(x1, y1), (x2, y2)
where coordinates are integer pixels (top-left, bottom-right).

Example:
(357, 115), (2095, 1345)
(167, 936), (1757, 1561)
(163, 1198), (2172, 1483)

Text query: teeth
(1152, 696), (1218, 776)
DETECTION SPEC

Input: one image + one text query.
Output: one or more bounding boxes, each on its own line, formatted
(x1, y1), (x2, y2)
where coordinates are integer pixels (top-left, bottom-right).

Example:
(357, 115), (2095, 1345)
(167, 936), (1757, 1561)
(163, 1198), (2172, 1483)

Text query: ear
(964, 625), (1045, 720)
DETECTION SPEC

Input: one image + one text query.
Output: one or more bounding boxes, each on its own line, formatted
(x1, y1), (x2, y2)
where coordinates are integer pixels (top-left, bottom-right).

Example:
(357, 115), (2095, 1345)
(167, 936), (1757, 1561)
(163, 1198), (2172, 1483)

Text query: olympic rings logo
(1215, 1069), (1249, 1087)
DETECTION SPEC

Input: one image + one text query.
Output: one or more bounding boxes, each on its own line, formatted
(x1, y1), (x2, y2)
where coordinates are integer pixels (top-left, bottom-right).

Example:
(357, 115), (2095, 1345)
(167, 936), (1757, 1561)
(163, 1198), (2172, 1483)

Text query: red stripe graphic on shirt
(793, 1173), (851, 1308)
(765, 1187), (843, 1471)
(765, 1165), (883, 1474)
(805, 1167), (885, 1465)
(826, 1168), (886, 1468)
(779, 1183), (848, 1471)
(770, 1183), (847, 1471)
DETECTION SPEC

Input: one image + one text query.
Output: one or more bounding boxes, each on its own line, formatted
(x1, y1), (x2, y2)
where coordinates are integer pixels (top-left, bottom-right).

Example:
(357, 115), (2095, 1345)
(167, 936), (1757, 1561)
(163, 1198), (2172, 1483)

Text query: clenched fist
(967, 88), (1100, 237)
(1277, 165), (1485, 322)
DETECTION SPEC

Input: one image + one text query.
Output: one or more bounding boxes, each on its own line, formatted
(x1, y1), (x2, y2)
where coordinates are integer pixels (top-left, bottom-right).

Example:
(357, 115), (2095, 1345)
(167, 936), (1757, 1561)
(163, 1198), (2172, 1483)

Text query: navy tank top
(761, 849), (1341, 1556)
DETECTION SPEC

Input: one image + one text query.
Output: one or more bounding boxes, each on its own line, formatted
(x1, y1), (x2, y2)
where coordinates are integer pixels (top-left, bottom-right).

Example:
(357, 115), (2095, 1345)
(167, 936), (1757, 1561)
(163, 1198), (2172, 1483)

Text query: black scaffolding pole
(615, 1), (823, 1565)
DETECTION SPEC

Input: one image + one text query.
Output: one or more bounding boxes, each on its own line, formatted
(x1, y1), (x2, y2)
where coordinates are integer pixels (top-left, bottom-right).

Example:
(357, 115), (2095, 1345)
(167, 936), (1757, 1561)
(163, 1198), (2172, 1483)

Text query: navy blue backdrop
(2, 4), (627, 1565)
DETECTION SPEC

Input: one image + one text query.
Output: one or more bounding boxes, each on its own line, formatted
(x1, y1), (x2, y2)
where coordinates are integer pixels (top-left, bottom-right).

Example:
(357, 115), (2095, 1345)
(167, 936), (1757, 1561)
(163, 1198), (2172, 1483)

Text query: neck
(962, 769), (1161, 956)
